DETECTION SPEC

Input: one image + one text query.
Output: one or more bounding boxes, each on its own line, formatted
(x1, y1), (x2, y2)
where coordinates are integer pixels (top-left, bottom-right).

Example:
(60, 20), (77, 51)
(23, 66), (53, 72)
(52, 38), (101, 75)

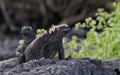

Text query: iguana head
(21, 26), (35, 38)
(49, 24), (70, 39)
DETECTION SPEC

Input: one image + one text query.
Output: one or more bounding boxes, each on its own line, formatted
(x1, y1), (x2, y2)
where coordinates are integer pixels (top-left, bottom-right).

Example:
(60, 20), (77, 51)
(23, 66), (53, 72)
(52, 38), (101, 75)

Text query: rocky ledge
(0, 58), (119, 75)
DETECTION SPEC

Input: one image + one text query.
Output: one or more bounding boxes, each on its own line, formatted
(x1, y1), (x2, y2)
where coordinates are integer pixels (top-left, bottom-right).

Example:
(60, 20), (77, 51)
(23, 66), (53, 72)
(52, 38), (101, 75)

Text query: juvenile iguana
(16, 26), (35, 64)
(25, 24), (70, 61)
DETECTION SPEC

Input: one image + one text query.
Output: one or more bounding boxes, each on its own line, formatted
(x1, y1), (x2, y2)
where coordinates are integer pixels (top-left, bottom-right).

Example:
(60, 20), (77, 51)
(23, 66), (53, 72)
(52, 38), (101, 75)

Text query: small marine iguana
(25, 24), (70, 61)
(16, 26), (35, 64)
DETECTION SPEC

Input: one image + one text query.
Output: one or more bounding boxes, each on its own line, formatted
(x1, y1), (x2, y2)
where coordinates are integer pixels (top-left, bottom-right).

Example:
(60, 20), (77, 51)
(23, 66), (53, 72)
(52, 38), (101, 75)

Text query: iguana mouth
(21, 31), (32, 37)
(61, 27), (70, 33)
(22, 31), (31, 34)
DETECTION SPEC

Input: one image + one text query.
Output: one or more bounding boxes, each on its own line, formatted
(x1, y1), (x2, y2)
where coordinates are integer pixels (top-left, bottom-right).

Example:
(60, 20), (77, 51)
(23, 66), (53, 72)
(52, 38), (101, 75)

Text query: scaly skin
(16, 26), (35, 64)
(25, 24), (70, 61)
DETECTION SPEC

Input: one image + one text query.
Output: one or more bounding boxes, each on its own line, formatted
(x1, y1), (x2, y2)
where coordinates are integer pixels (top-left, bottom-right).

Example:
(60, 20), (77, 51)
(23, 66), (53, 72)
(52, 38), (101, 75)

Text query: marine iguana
(16, 26), (35, 64)
(25, 24), (70, 61)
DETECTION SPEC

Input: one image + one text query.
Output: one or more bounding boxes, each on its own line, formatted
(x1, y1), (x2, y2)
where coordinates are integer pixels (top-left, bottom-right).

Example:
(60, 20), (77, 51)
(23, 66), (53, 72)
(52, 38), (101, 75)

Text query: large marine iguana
(16, 26), (35, 64)
(25, 24), (70, 61)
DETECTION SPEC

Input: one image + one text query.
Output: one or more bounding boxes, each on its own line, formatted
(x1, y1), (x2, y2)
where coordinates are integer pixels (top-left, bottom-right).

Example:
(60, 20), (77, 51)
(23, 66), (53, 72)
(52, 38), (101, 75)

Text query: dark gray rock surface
(0, 58), (118, 75)
(104, 59), (120, 75)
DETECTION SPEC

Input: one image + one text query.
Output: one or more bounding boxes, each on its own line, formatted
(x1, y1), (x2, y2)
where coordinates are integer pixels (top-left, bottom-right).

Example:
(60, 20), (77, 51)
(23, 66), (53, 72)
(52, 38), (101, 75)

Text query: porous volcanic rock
(0, 58), (118, 75)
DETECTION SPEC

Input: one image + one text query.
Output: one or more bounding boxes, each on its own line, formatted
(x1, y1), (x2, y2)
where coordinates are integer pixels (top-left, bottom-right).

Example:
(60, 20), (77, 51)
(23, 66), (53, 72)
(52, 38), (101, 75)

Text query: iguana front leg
(58, 45), (65, 60)
(16, 47), (26, 64)
(18, 54), (26, 64)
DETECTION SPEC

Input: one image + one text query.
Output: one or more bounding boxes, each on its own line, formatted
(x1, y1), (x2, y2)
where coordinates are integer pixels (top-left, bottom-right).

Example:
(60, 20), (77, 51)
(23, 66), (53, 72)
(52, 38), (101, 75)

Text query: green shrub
(64, 2), (120, 61)
(36, 29), (46, 37)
